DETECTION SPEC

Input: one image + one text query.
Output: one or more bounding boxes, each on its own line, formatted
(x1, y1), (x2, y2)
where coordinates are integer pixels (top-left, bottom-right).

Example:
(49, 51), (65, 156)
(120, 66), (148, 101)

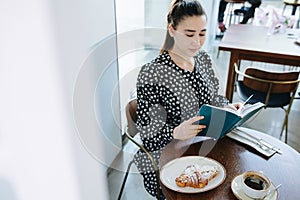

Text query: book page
(204, 104), (238, 115)
(239, 102), (264, 118)
(220, 102), (264, 117)
(222, 106), (240, 115)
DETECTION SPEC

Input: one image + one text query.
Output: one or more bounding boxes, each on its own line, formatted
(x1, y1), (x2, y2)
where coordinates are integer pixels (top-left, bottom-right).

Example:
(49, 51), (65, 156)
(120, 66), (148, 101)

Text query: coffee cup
(241, 171), (271, 199)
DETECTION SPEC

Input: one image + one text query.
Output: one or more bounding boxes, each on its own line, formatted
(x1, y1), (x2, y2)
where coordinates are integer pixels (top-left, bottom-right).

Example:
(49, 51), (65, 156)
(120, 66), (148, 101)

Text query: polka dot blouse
(133, 50), (228, 198)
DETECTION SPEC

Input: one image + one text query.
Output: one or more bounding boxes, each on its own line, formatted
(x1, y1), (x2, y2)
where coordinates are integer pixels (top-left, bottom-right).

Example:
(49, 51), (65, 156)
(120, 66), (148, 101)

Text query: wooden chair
(118, 99), (161, 200)
(234, 63), (300, 143)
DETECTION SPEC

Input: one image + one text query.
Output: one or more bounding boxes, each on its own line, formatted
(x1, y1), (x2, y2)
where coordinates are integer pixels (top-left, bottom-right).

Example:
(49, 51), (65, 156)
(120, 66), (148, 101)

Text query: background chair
(282, 0), (300, 28)
(216, 0), (246, 39)
(118, 99), (161, 200)
(224, 0), (247, 27)
(216, 0), (247, 56)
(234, 63), (300, 143)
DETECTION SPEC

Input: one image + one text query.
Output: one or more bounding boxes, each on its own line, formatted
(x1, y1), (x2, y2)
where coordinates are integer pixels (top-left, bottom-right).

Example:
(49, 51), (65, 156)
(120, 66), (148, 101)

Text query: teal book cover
(197, 102), (264, 139)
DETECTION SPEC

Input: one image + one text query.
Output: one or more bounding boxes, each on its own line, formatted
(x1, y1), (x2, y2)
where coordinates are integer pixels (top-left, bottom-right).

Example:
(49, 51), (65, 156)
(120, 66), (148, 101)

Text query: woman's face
(169, 15), (207, 58)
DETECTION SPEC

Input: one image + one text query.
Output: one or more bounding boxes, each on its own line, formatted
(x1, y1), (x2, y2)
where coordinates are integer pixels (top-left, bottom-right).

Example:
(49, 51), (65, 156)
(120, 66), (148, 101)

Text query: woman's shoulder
(195, 49), (212, 61)
(194, 50), (216, 76)
(140, 52), (170, 72)
(139, 60), (158, 76)
(137, 53), (162, 81)
(194, 50), (211, 68)
(137, 51), (175, 85)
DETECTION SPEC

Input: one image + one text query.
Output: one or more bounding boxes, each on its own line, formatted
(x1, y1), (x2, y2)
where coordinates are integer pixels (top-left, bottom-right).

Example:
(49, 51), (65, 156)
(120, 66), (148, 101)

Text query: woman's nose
(192, 37), (201, 47)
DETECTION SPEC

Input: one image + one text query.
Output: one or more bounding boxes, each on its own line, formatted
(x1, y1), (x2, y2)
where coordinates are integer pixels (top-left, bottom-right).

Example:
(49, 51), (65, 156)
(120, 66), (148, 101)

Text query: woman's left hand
(173, 116), (206, 140)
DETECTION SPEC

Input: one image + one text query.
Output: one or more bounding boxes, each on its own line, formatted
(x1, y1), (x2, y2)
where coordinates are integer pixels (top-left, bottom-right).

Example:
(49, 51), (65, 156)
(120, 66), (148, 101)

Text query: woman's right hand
(173, 116), (206, 140)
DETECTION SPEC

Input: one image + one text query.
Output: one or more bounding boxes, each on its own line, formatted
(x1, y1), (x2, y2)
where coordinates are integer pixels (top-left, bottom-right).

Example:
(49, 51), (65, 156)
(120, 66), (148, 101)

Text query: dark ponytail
(160, 0), (206, 53)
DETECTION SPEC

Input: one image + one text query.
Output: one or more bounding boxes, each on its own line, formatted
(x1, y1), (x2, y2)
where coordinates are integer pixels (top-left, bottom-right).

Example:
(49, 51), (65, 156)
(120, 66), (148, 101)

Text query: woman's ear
(168, 24), (174, 37)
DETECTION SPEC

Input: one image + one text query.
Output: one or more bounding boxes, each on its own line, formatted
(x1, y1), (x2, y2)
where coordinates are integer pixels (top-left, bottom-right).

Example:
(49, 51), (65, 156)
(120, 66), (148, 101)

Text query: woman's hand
(225, 102), (244, 111)
(173, 116), (206, 140)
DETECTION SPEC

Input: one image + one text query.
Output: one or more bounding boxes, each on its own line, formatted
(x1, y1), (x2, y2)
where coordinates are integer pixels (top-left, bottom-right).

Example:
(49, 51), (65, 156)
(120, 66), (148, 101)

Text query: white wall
(202, 0), (220, 49)
(0, 0), (120, 199)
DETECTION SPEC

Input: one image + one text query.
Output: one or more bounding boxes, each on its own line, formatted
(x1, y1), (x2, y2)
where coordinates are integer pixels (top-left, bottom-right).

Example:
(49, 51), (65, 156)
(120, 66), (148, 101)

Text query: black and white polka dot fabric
(133, 50), (228, 198)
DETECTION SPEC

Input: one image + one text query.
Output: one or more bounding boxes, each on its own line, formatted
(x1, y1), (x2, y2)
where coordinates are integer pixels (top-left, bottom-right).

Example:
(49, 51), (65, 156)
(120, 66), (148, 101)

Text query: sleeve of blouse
(201, 52), (229, 107)
(210, 68), (229, 107)
(135, 64), (174, 151)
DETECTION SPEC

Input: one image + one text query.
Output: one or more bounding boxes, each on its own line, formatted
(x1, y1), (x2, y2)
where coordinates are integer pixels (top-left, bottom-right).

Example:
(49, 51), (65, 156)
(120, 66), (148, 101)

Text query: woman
(134, 0), (242, 198)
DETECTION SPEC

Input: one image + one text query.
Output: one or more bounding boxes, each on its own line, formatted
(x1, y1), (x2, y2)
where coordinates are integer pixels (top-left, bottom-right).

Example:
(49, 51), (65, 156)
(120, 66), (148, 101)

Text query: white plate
(231, 174), (278, 200)
(160, 156), (226, 193)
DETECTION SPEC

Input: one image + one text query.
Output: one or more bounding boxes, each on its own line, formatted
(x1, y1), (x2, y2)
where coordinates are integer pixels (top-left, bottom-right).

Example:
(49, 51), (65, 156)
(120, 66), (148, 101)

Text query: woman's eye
(186, 34), (206, 37)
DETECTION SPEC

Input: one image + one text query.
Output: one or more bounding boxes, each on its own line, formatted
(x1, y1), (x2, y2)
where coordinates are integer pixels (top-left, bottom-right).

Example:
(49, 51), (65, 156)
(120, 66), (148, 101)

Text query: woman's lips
(190, 49), (199, 53)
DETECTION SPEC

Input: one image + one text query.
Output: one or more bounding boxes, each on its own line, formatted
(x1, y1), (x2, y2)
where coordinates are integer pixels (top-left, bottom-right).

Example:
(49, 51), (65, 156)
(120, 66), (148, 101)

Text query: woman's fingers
(226, 103), (238, 111)
(234, 102), (244, 110)
(189, 115), (204, 124)
(227, 102), (244, 111)
(187, 116), (206, 132)
(173, 116), (207, 140)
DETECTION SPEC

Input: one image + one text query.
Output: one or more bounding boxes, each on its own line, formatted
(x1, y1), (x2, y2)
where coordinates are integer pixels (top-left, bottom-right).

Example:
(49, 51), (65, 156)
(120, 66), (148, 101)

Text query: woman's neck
(168, 50), (195, 72)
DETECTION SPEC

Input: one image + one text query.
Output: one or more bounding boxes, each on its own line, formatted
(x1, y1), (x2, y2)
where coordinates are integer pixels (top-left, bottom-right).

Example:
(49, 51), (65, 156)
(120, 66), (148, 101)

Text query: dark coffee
(244, 175), (267, 190)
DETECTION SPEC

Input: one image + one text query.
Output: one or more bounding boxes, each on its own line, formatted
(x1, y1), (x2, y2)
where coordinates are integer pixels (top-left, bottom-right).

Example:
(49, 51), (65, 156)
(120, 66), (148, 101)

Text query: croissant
(175, 164), (218, 188)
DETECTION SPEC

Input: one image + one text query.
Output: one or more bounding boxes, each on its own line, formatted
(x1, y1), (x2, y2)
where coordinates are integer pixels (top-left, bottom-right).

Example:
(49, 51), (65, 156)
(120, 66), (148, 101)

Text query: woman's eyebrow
(184, 29), (196, 32)
(184, 29), (207, 32)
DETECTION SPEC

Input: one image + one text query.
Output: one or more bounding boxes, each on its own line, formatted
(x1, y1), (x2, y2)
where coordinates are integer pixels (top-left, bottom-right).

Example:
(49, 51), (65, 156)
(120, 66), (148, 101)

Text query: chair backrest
(283, 0), (300, 6)
(243, 68), (299, 94)
(125, 99), (138, 137)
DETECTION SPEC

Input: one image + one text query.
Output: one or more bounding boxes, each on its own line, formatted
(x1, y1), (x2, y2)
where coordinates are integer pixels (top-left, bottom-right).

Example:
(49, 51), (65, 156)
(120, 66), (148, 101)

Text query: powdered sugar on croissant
(175, 164), (219, 188)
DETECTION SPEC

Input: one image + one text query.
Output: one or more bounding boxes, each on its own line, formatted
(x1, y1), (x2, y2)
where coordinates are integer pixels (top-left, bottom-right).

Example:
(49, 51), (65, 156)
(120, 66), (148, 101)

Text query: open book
(197, 102), (264, 139)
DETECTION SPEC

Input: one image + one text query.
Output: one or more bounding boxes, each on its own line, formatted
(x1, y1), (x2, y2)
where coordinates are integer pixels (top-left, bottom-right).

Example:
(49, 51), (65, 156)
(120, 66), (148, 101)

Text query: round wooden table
(160, 129), (300, 199)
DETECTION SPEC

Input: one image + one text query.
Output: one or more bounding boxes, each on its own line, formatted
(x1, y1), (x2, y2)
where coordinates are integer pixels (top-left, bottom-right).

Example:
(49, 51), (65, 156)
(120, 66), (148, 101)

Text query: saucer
(231, 174), (278, 200)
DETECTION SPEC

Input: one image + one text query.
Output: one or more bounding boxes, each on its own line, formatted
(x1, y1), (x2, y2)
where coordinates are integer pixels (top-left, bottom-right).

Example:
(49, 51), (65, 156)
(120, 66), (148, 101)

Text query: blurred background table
(160, 128), (300, 199)
(218, 24), (300, 101)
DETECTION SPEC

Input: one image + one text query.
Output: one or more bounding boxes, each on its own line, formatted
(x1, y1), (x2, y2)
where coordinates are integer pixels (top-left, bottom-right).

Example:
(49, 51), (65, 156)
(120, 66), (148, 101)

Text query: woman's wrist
(173, 126), (179, 139)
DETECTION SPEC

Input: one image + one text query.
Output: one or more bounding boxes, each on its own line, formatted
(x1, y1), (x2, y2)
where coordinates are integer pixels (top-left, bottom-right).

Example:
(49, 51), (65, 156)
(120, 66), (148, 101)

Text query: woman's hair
(160, 0), (206, 53)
